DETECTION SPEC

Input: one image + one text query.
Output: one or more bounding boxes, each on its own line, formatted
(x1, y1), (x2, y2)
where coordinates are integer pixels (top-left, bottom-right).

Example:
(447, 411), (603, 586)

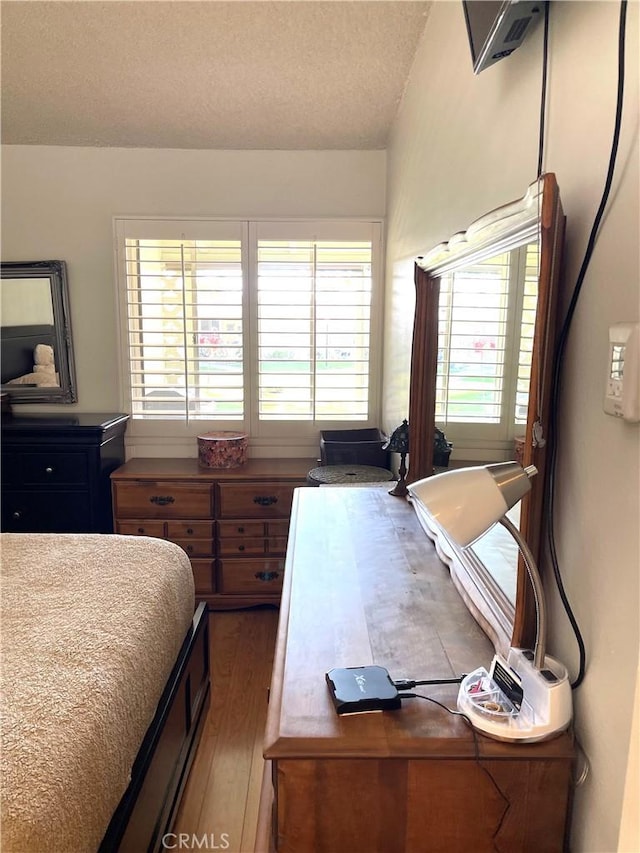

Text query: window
(436, 242), (538, 445)
(256, 239), (372, 421)
(115, 219), (382, 439)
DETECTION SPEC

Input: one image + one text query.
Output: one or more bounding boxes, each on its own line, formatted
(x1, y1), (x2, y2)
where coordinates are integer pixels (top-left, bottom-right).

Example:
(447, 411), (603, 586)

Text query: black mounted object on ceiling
(462, 0), (543, 74)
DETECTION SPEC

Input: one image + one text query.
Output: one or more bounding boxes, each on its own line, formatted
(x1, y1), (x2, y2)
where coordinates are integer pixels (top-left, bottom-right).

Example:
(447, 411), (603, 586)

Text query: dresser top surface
(111, 456), (316, 481)
(265, 486), (574, 760)
(2, 412), (128, 432)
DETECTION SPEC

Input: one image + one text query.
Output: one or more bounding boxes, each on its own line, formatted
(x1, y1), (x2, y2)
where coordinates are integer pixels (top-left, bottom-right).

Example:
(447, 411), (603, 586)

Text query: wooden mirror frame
(1, 260), (77, 404)
(407, 173), (565, 654)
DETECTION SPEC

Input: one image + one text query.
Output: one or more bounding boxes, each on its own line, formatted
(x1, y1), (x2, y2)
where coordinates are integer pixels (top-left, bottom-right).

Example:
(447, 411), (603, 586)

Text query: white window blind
(437, 252), (511, 424)
(436, 243), (538, 435)
(115, 218), (381, 435)
(256, 240), (372, 421)
(121, 229), (244, 420)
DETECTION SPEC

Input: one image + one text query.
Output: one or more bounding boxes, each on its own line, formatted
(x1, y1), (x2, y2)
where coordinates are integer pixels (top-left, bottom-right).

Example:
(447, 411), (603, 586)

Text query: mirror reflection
(409, 174), (566, 655)
(1, 261), (77, 403)
(435, 241), (539, 606)
(435, 242), (538, 459)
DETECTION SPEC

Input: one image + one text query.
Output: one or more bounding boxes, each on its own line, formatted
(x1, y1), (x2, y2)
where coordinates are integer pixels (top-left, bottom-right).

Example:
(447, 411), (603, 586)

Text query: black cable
(537, 1), (550, 178)
(393, 676), (464, 690)
(546, 0), (628, 690)
(400, 693), (510, 851)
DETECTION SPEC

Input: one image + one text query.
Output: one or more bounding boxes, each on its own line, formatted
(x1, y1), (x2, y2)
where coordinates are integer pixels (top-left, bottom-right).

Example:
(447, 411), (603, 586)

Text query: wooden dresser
(110, 457), (313, 609)
(262, 487), (575, 852)
(1, 412), (128, 533)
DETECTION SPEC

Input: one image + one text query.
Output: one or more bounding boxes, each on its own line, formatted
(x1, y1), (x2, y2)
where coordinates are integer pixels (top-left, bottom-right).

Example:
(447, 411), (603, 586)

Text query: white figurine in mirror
(7, 343), (60, 387)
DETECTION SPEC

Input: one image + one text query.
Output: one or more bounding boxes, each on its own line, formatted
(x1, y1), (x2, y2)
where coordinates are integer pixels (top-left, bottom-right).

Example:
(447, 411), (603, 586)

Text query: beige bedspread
(0, 533), (195, 853)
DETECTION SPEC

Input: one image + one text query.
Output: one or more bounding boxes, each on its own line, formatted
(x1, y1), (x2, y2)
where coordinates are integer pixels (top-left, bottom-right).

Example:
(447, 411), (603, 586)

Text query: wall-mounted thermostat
(604, 322), (639, 422)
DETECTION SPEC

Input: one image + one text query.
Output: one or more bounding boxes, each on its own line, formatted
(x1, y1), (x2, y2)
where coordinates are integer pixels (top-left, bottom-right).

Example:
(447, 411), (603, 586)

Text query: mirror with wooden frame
(1, 260), (77, 404)
(407, 174), (565, 655)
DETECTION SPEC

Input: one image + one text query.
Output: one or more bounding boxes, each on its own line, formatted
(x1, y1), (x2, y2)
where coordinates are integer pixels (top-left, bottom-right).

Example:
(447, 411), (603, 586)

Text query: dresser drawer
(171, 538), (214, 558)
(2, 490), (92, 533)
(218, 558), (284, 595)
(218, 520), (265, 538)
(113, 482), (213, 519)
(217, 482), (300, 519)
(116, 520), (166, 537)
(3, 451), (89, 487)
(266, 519), (290, 537)
(167, 521), (215, 539)
(191, 560), (216, 594)
(218, 537), (267, 557)
(267, 536), (288, 555)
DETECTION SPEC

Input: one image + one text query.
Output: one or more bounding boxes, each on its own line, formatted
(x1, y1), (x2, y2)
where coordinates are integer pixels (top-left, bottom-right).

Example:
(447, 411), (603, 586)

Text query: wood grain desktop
(262, 486), (575, 852)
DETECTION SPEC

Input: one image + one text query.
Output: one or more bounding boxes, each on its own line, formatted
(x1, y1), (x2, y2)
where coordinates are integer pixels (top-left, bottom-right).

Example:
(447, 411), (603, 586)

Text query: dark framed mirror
(1, 260), (77, 403)
(408, 174), (565, 656)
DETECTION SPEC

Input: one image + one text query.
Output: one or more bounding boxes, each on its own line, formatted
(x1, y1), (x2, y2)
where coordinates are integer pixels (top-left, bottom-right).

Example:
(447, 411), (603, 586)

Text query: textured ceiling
(1, 0), (431, 150)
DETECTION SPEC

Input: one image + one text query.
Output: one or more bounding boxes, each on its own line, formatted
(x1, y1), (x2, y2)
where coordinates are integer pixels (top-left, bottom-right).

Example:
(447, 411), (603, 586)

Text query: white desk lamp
(408, 462), (572, 743)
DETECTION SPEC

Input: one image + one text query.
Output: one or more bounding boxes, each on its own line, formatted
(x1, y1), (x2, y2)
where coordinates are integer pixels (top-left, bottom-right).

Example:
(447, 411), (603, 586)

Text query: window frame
(113, 216), (384, 451)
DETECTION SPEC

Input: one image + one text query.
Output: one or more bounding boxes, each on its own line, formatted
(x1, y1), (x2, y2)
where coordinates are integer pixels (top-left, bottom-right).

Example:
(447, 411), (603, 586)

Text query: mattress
(0, 533), (195, 853)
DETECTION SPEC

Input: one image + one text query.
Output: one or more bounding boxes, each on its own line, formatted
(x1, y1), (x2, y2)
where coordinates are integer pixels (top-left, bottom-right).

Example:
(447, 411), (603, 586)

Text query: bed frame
(99, 602), (211, 853)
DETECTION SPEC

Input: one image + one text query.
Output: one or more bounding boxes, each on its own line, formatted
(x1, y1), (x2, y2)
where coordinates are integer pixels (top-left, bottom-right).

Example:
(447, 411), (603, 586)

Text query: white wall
(384, 2), (639, 852)
(1, 147), (386, 416)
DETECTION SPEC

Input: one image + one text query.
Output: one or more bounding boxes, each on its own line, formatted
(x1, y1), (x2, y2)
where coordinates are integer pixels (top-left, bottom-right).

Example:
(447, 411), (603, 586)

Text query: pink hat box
(197, 431), (249, 468)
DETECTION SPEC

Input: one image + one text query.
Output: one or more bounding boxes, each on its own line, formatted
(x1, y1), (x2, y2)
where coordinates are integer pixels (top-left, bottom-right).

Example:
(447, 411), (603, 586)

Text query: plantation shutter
(117, 220), (245, 420)
(254, 222), (376, 422)
(514, 242), (540, 425)
(436, 252), (512, 424)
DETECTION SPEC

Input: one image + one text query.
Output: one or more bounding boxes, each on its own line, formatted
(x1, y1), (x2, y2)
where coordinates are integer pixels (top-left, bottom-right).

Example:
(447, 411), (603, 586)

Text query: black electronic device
(462, 0), (542, 74)
(325, 665), (401, 715)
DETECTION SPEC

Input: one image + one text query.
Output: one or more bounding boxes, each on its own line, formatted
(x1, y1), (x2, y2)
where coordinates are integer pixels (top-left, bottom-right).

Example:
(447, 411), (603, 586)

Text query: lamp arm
(499, 516), (547, 671)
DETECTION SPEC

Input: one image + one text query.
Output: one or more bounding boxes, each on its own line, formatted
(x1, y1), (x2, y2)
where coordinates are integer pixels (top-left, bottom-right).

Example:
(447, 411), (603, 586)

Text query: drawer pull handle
(45, 467), (54, 474)
(186, 545), (194, 554)
(238, 545), (245, 552)
(12, 511), (22, 520)
(253, 495), (278, 507)
(238, 526), (245, 533)
(255, 571), (279, 582)
(187, 527), (194, 535)
(150, 495), (175, 506)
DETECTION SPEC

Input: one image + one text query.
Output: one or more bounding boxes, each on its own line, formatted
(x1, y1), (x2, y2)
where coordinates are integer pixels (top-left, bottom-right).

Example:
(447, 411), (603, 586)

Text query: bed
(0, 533), (211, 853)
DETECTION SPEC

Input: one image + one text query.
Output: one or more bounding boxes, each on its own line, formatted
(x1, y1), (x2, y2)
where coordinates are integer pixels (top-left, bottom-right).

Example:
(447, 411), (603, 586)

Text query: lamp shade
(383, 419), (409, 453)
(408, 461), (537, 547)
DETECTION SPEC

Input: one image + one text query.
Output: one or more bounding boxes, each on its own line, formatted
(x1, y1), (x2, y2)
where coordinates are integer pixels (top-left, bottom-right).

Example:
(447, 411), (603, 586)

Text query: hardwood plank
(173, 609), (279, 853)
(240, 640), (278, 851)
(197, 612), (275, 847)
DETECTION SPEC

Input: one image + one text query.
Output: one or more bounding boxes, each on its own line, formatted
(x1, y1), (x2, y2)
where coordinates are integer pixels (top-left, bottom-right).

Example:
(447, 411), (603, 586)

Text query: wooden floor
(174, 607), (280, 852)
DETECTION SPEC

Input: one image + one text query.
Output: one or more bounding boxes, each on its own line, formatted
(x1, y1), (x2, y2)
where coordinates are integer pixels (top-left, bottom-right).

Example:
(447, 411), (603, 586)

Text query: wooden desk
(263, 487), (574, 852)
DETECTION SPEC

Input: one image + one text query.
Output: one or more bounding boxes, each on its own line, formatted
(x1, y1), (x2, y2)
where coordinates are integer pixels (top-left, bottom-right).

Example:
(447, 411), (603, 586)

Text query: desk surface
(265, 486), (573, 761)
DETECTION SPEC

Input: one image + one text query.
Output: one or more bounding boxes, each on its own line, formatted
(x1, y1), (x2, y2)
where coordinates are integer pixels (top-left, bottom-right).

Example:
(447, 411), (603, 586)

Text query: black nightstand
(1, 412), (128, 533)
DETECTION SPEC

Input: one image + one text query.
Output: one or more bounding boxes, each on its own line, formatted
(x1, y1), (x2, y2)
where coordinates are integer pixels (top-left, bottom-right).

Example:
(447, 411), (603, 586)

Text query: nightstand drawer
(218, 558), (284, 595)
(3, 452), (89, 487)
(113, 482), (213, 518)
(2, 490), (91, 532)
(217, 482), (300, 518)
